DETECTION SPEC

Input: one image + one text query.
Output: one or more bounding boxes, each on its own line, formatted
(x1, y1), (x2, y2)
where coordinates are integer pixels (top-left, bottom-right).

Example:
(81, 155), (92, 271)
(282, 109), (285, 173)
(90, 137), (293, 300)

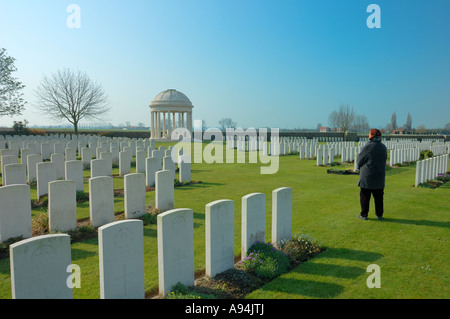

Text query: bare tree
(416, 124), (426, 134)
(405, 113), (412, 132)
(444, 122), (450, 132)
(0, 48), (26, 117)
(391, 112), (397, 131)
(34, 68), (109, 134)
(328, 104), (355, 137)
(316, 123), (323, 131)
(219, 118), (237, 130)
(385, 123), (393, 132)
(352, 114), (370, 133)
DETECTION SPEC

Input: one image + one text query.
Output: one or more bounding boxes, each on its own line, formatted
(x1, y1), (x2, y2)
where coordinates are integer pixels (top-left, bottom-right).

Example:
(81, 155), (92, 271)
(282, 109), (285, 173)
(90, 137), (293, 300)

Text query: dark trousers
(360, 188), (384, 218)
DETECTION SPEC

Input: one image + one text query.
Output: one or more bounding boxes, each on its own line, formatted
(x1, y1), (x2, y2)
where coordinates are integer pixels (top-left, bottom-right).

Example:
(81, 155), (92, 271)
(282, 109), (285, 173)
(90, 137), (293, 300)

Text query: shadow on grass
(71, 248), (97, 261)
(143, 227), (157, 238)
(320, 247), (383, 262)
(382, 218), (450, 229)
(293, 262), (366, 279)
(258, 247), (384, 298)
(175, 182), (226, 190)
(386, 167), (410, 176)
(259, 278), (345, 298)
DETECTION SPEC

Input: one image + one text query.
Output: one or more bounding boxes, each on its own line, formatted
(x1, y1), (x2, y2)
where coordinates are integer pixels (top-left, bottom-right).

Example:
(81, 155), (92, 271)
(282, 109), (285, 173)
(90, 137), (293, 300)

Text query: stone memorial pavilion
(149, 89), (193, 141)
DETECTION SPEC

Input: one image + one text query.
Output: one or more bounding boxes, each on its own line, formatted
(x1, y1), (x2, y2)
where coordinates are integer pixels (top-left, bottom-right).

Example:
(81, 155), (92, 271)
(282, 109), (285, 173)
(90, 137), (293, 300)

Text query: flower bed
(165, 234), (324, 299)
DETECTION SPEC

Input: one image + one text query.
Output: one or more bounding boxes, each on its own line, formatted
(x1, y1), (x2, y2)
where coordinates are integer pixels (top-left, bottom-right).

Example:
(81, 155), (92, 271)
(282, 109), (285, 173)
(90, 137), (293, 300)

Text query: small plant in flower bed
(279, 233), (324, 264)
(418, 172), (450, 189)
(239, 242), (291, 280)
(166, 282), (217, 299)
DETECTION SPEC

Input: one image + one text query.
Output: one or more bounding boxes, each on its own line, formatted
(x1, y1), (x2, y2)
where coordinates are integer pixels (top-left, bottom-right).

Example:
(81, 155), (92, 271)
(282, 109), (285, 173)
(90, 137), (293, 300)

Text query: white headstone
(36, 162), (57, 199)
(316, 148), (323, 166)
(157, 208), (194, 298)
(89, 176), (115, 227)
(90, 159), (108, 178)
(48, 180), (77, 233)
(9, 234), (72, 299)
(65, 148), (77, 161)
(98, 220), (145, 299)
(81, 147), (93, 168)
(124, 173), (146, 219)
(0, 184), (32, 242)
(205, 199), (235, 278)
(100, 151), (113, 176)
(119, 151), (131, 176)
(271, 187), (292, 247)
(3, 163), (27, 186)
(20, 148), (34, 165)
(241, 193), (266, 260)
(151, 150), (164, 166)
(26, 154), (43, 183)
(145, 157), (161, 187)
(110, 146), (120, 165)
(178, 154), (191, 183)
(135, 150), (146, 174)
(155, 170), (175, 212)
(41, 143), (52, 160)
(1, 154), (18, 185)
(51, 153), (65, 179)
(65, 160), (84, 191)
(163, 156), (176, 181)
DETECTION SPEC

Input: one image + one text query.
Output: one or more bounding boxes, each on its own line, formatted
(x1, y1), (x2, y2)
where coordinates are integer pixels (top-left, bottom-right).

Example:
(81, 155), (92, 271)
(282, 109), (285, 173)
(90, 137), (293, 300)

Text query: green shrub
(174, 179), (191, 187)
(166, 282), (217, 299)
(32, 212), (49, 236)
(279, 233), (324, 263)
(76, 191), (89, 202)
(66, 226), (97, 243)
(330, 161), (340, 166)
(420, 150), (433, 160)
(240, 242), (291, 280)
(140, 212), (158, 225)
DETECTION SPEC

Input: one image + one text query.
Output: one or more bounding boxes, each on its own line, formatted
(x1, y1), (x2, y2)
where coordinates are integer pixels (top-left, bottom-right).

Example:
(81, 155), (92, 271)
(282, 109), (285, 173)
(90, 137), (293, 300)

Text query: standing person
(356, 129), (387, 220)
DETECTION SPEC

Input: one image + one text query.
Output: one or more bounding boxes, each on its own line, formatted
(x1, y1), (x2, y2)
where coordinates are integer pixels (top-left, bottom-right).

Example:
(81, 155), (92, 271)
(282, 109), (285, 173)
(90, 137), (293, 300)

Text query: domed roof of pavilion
(150, 89), (193, 108)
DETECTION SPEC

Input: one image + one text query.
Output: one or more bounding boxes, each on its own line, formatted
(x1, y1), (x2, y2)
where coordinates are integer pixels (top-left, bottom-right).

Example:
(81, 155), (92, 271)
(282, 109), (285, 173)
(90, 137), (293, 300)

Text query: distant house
(320, 127), (330, 132)
(392, 128), (406, 135)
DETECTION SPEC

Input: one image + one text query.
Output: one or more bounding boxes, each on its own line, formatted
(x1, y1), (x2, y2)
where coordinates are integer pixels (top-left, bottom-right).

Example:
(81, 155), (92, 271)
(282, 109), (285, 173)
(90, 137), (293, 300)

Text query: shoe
(358, 215), (368, 220)
(377, 216), (383, 221)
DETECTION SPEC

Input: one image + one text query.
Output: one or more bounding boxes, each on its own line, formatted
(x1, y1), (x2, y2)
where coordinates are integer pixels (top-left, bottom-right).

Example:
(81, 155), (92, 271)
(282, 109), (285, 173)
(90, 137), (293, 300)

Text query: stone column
(163, 112), (166, 138)
(151, 111), (155, 138)
(181, 112), (185, 129)
(187, 111), (192, 134)
(156, 112), (161, 139)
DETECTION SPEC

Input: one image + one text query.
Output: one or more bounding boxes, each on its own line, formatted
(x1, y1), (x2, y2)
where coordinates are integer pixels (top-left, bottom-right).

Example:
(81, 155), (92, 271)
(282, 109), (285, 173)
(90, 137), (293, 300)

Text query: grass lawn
(0, 141), (449, 299)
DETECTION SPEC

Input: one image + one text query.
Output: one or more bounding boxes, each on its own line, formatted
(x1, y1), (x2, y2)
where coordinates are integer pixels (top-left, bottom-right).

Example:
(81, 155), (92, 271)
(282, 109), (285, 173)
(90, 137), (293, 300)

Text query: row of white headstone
(311, 145), (362, 166)
(1, 143), (191, 192)
(389, 148), (421, 166)
(0, 143), (191, 242)
(8, 187), (292, 299)
(414, 154), (449, 187)
(1, 142), (189, 182)
(0, 134), (155, 159)
(0, 167), (180, 243)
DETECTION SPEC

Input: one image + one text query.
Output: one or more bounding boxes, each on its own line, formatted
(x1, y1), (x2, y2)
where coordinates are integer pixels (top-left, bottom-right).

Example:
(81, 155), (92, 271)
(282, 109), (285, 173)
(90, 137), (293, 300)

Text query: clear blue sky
(1, 0), (449, 130)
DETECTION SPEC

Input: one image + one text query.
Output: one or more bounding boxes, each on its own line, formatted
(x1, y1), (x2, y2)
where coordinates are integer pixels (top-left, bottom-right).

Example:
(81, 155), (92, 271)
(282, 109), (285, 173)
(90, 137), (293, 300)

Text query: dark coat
(357, 137), (387, 189)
